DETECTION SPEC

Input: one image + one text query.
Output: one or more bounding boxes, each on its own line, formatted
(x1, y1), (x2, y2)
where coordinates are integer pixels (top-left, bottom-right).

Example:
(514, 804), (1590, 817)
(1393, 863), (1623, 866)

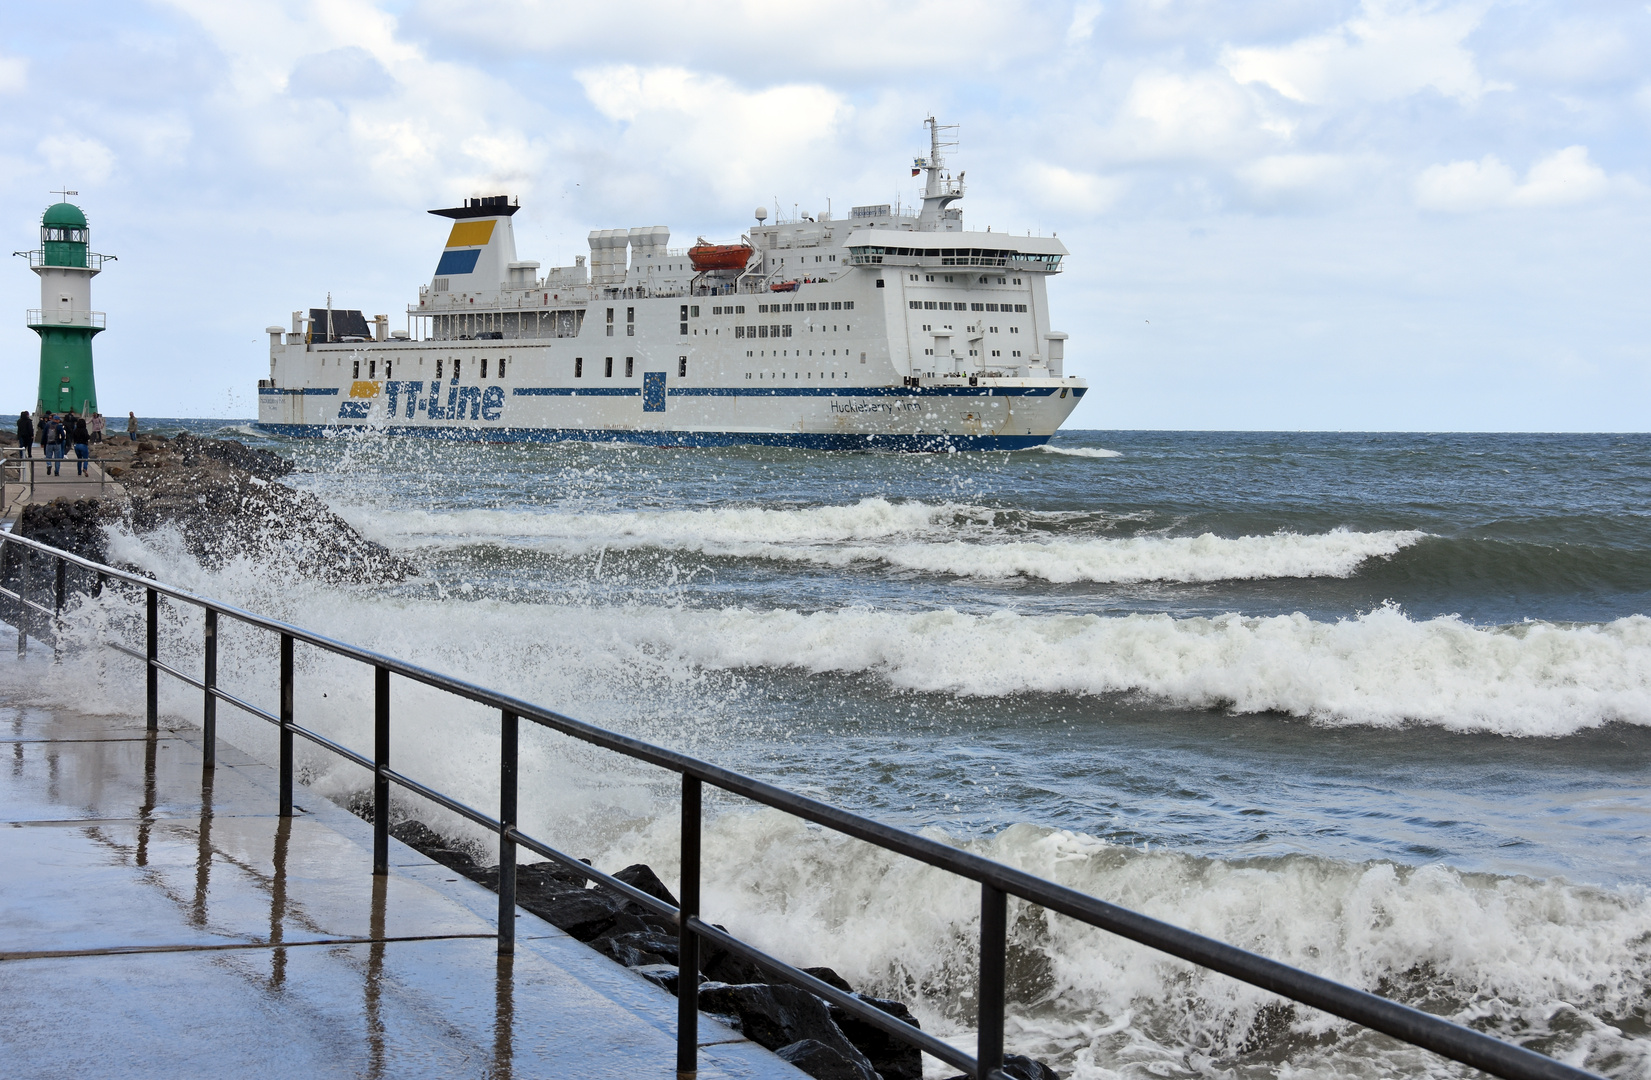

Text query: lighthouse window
(575, 357), (583, 377)
(605, 357), (613, 377)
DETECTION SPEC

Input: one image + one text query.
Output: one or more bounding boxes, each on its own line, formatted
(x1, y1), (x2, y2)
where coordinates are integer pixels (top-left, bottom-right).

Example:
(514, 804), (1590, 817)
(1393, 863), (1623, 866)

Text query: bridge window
(605, 357), (613, 377)
(575, 357), (583, 378)
(480, 358), (487, 378)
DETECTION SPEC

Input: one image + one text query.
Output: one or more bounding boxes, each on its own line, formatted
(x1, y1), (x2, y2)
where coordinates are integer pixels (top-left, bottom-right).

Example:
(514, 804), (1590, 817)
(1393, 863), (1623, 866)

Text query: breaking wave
(347, 499), (1424, 585)
(1034, 444), (1122, 458)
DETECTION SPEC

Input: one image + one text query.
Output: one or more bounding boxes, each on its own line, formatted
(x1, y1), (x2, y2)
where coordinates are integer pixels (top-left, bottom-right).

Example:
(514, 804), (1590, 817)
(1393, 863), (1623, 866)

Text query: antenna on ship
(917, 117), (963, 229)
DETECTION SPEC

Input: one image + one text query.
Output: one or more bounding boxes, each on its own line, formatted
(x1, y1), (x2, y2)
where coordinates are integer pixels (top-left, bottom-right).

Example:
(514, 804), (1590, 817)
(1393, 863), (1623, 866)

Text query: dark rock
(611, 862), (679, 908)
(596, 929), (679, 967)
(701, 943), (768, 986)
(388, 820), (481, 876)
(776, 1039), (878, 1080)
(696, 982), (876, 1078)
(805, 967), (855, 994)
(528, 893), (624, 941)
(942, 1054), (1061, 1080)
(17, 498), (115, 564)
(829, 996), (922, 1080)
(171, 433), (294, 481)
(634, 964), (694, 995)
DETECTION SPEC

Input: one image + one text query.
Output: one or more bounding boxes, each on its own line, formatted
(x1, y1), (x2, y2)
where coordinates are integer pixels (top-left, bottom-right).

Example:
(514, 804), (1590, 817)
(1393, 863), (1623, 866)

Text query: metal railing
(2, 451), (122, 511)
(25, 308), (107, 329)
(0, 528), (1604, 1080)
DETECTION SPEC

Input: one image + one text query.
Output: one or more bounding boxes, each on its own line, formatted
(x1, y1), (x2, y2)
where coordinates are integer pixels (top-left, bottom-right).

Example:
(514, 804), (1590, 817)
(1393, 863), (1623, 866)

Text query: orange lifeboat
(689, 239), (753, 272)
(769, 280), (800, 292)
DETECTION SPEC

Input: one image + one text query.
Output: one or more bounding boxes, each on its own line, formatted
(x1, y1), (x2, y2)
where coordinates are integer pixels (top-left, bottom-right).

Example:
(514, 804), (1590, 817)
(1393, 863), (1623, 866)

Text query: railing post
(977, 884), (1007, 1080)
(146, 587), (158, 731)
(498, 709), (518, 955)
(16, 547), (26, 656)
(677, 774), (702, 1079)
(202, 609), (217, 770)
(372, 665), (389, 875)
(278, 632), (293, 817)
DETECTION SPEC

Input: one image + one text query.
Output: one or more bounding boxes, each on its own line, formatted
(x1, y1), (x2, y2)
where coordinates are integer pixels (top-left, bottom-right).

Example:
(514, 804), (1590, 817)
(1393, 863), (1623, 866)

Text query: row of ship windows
(912, 301), (1028, 312)
(919, 349), (1024, 358)
(573, 357), (690, 378)
(743, 350), (866, 362)
(347, 357), (508, 380)
(908, 274), (1024, 285)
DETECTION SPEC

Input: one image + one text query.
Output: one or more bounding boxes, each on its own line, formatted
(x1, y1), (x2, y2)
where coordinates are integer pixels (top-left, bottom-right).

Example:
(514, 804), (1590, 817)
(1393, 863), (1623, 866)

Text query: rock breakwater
(381, 816), (1061, 1080)
(15, 432), (412, 584)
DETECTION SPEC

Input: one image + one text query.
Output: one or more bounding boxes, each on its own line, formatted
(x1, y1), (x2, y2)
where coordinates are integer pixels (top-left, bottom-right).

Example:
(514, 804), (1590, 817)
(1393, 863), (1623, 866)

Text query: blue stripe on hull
(252, 423), (1052, 452)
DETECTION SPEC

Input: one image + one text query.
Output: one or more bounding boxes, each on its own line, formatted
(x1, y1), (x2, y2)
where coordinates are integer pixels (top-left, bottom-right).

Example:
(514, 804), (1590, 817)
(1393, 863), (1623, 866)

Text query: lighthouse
(19, 194), (113, 415)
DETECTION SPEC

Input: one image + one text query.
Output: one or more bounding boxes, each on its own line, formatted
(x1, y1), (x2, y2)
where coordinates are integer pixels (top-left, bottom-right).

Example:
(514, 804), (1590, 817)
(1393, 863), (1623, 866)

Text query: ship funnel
(588, 229), (628, 287)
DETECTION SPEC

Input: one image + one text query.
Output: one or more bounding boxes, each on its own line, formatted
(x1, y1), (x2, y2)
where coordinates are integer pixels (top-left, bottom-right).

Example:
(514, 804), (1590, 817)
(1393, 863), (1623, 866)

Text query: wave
(346, 499), (1423, 585)
(638, 603), (1651, 736)
(16, 530), (1650, 1075)
(1034, 444), (1122, 458)
(56, 531), (1651, 737)
(595, 814), (1651, 1078)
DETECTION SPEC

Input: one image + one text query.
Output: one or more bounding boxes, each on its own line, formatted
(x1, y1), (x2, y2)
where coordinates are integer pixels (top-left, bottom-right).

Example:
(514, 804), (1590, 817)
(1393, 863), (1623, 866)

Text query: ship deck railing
(0, 528), (1604, 1080)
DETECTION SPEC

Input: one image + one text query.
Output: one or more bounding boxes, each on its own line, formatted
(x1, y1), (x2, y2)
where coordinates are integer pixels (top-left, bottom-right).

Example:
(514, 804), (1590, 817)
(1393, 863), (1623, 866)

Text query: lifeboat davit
(689, 239), (753, 272)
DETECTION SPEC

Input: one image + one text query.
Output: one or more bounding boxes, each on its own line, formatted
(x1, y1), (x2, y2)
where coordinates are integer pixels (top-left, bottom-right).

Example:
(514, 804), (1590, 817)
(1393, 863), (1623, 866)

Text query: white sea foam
(9, 532), (1648, 1076)
(598, 813), (1651, 1078)
(346, 499), (1424, 585)
(1035, 444), (1122, 458)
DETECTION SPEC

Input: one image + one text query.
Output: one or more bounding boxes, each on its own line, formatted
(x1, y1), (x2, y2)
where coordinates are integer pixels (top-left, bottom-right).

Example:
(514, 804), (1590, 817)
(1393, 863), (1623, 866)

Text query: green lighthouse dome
(41, 201), (88, 268)
(42, 202), (88, 229)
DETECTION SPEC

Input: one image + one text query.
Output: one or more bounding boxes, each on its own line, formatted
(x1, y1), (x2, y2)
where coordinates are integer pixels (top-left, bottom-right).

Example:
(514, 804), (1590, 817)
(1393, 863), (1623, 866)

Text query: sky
(1, 0), (1647, 430)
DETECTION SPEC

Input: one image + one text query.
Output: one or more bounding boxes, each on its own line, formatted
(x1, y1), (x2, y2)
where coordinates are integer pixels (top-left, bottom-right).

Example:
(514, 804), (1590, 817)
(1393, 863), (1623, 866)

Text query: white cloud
(38, 134), (115, 185)
(1224, 0), (1503, 105)
(1110, 70), (1290, 162)
(1415, 146), (1618, 211)
(1023, 163), (1126, 215)
(1238, 154), (1363, 201)
(575, 65), (850, 200)
(0, 55), (25, 94)
(1509, 146), (1612, 207)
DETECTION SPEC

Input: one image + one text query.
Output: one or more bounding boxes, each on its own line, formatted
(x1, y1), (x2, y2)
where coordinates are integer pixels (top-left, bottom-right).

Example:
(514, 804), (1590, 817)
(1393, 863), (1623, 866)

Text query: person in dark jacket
(71, 414), (90, 476)
(16, 411), (32, 458)
(42, 414), (66, 476)
(39, 412), (51, 456)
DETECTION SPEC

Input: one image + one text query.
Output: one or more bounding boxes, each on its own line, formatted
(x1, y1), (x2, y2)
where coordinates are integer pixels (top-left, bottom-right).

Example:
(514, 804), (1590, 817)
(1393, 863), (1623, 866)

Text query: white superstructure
(257, 119), (1087, 449)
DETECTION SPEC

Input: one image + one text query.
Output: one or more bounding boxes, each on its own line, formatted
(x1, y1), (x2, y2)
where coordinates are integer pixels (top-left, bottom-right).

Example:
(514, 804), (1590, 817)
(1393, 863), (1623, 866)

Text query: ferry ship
(256, 119), (1086, 450)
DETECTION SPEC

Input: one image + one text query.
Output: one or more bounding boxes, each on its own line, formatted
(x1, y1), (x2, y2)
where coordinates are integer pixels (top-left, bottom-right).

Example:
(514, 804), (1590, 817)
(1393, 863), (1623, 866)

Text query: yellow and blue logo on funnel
(435, 220), (495, 276)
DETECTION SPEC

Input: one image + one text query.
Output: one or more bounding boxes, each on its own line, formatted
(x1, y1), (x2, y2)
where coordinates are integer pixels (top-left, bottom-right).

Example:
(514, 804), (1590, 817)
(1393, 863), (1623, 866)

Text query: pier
(0, 700), (800, 1078)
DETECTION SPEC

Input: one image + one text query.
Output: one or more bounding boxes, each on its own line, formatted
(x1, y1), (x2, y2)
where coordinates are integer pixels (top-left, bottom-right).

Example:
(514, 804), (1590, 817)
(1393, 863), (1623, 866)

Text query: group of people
(14, 409), (137, 477)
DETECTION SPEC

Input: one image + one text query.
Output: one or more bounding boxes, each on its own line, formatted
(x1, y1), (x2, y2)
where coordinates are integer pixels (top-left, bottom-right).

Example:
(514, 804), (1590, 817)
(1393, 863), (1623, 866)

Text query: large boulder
(697, 982), (878, 1079)
(777, 1039), (878, 1080)
(829, 996), (922, 1080)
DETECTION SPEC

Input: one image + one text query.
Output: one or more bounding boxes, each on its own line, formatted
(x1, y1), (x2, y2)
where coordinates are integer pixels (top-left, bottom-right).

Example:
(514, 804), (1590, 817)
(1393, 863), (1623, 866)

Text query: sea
(15, 424), (1651, 1078)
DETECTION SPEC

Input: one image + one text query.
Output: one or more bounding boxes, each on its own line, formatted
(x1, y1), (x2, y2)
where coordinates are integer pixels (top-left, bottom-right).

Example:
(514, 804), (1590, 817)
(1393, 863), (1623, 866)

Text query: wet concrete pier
(0, 703), (801, 1078)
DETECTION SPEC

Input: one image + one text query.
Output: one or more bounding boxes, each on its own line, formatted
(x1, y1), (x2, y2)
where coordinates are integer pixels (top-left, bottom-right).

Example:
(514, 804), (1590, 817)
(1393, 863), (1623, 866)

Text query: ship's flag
(912, 168), (921, 177)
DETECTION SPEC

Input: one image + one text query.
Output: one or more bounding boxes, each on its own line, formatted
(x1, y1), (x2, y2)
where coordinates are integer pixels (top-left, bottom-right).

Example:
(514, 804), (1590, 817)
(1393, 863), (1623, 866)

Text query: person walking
(71, 414), (90, 476)
(127, 411), (138, 441)
(43, 413), (66, 476)
(16, 411), (33, 458)
(39, 412), (50, 457)
(89, 412), (104, 444)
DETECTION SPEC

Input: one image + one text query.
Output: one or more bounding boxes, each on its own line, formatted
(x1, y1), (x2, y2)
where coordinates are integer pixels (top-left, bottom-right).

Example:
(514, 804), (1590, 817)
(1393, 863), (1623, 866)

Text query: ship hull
(255, 376), (1086, 451)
